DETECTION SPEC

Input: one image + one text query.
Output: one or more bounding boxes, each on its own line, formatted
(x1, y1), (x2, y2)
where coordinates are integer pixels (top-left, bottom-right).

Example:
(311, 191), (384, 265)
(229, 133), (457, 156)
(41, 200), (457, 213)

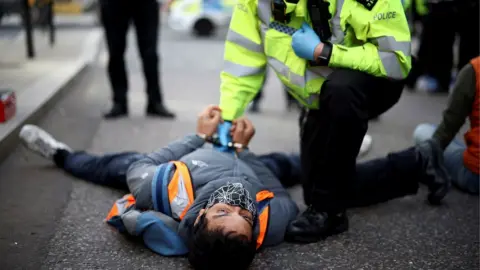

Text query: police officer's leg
(102, 0), (131, 118)
(286, 69), (403, 243)
(132, 0), (175, 118)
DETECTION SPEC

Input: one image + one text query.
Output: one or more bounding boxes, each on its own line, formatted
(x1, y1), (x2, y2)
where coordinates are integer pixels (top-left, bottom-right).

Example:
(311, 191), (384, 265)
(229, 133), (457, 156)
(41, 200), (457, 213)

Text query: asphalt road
(0, 18), (478, 270)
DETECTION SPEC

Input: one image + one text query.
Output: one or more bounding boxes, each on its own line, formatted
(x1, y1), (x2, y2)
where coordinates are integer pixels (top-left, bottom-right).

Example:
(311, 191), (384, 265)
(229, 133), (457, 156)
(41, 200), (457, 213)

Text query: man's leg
(286, 69), (404, 243)
(257, 153), (301, 188)
(19, 124), (144, 190)
(101, 0), (131, 118)
(56, 150), (145, 190)
(414, 123), (479, 194)
(421, 2), (456, 92)
(133, 0), (175, 118)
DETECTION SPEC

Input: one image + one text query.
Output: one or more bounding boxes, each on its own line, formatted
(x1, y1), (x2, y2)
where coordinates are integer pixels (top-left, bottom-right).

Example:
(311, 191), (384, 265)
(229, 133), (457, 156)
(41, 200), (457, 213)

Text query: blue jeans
(414, 123), (479, 194)
(62, 151), (146, 190)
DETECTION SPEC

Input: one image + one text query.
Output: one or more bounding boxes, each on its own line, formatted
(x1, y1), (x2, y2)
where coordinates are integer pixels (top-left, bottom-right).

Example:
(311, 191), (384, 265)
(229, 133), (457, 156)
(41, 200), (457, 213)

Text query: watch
(316, 42), (332, 66)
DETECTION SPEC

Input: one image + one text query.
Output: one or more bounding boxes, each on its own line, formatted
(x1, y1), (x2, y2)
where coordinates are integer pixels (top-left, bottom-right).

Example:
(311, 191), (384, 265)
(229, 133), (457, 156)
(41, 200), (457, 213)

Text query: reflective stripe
(224, 60), (265, 77)
(330, 0), (345, 44)
(268, 57), (305, 87)
(379, 51), (404, 79)
(168, 161), (195, 220)
(257, 0), (271, 25)
(308, 66), (333, 78)
(256, 190), (274, 249)
(372, 36), (411, 56)
(226, 29), (264, 53)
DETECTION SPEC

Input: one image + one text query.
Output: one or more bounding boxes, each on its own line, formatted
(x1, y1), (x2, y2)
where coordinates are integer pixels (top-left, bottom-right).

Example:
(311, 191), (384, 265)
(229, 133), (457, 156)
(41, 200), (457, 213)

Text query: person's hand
(291, 22), (322, 61)
(196, 105), (222, 137)
(230, 117), (255, 148)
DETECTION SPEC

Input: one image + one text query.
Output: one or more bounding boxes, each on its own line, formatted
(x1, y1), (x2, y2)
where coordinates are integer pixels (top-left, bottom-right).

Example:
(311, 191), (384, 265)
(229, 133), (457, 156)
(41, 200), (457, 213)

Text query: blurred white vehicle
(167, 0), (235, 37)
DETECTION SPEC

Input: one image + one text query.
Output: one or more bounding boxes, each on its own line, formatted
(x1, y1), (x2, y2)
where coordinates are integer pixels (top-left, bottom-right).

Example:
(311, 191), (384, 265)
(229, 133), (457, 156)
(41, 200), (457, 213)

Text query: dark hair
(187, 214), (257, 270)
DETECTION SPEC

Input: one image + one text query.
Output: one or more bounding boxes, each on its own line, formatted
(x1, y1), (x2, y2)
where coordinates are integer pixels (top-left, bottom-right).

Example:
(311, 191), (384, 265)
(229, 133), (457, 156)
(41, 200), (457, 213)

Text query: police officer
(216, 0), (412, 242)
(100, 0), (175, 119)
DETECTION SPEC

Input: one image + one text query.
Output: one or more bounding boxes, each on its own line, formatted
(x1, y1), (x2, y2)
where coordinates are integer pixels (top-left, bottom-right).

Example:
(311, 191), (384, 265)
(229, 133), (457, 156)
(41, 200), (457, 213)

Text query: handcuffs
(197, 133), (248, 151)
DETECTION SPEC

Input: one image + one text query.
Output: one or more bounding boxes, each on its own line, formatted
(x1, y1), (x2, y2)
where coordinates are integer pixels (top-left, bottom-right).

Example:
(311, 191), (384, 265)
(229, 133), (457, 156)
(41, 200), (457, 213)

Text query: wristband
(197, 133), (221, 146)
(227, 142), (248, 150)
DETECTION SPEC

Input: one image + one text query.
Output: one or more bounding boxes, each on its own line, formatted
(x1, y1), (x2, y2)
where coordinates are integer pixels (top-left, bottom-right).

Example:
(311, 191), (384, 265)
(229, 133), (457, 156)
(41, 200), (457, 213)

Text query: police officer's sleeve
(219, 0), (267, 120)
(328, 0), (412, 80)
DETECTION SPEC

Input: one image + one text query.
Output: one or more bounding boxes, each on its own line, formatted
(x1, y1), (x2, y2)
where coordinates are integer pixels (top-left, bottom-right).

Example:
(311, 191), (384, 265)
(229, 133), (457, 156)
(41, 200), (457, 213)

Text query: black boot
(416, 139), (451, 205)
(146, 103), (176, 118)
(285, 206), (349, 243)
(104, 103), (128, 119)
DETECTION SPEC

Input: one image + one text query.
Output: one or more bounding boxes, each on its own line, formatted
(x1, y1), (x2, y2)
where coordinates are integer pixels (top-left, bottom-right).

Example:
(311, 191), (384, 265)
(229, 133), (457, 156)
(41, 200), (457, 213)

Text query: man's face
(195, 204), (254, 240)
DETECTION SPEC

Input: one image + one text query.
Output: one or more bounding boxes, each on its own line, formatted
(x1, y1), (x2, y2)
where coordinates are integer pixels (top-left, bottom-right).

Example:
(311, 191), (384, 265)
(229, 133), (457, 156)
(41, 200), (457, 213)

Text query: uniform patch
(355, 0), (378, 10)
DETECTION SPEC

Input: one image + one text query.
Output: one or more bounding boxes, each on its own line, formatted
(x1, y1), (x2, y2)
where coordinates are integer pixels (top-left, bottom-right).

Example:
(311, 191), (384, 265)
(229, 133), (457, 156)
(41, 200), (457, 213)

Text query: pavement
(0, 15), (103, 163)
(0, 14), (478, 270)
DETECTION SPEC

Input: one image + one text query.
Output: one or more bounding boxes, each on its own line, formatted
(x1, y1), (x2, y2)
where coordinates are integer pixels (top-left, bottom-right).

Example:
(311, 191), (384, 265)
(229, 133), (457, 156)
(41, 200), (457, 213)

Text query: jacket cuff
(186, 134), (207, 147)
(328, 44), (346, 68)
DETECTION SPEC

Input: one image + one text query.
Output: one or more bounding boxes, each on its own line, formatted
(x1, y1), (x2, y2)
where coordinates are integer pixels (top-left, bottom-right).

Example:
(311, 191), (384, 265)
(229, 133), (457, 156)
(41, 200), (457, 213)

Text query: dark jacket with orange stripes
(105, 134), (299, 256)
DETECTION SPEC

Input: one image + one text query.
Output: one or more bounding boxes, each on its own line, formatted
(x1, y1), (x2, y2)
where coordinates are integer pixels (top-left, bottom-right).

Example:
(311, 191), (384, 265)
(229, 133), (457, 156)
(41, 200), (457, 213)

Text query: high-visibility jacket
(219, 0), (412, 120)
(464, 57), (480, 174)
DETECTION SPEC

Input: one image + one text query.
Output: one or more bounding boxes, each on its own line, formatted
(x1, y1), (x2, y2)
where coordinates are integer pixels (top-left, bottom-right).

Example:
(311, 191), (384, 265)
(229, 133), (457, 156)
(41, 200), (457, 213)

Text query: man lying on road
(19, 106), (450, 270)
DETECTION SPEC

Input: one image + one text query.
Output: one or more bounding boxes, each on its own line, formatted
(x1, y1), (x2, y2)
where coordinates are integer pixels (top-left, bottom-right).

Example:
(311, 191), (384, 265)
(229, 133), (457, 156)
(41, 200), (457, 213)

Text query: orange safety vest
(464, 57), (480, 174)
(106, 161), (274, 250)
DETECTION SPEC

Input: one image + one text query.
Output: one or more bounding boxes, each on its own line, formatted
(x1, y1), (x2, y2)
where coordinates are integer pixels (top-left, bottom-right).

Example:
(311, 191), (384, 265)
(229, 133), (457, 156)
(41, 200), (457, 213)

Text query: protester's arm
(127, 105), (222, 209)
(325, 0), (411, 80)
(433, 63), (476, 149)
(220, 0), (267, 120)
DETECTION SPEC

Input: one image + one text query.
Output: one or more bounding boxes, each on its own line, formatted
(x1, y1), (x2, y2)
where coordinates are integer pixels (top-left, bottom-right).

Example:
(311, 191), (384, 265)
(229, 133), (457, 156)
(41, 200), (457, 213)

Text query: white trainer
(358, 134), (373, 157)
(19, 125), (72, 160)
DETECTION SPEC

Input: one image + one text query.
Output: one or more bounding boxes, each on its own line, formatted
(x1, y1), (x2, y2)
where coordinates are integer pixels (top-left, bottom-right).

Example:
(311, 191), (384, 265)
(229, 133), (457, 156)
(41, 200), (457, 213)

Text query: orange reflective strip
(256, 190), (274, 202)
(256, 205), (269, 249)
(172, 161), (195, 219)
(105, 203), (119, 221)
(123, 194), (136, 209)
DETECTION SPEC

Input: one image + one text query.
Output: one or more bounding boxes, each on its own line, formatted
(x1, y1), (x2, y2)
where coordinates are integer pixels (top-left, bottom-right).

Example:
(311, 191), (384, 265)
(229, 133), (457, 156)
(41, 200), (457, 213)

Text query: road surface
(0, 16), (478, 270)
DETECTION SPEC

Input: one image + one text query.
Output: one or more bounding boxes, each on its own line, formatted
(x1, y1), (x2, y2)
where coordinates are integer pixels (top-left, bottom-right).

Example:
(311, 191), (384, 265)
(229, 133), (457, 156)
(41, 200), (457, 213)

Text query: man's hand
(196, 105), (222, 137)
(230, 117), (255, 151)
(292, 22), (322, 61)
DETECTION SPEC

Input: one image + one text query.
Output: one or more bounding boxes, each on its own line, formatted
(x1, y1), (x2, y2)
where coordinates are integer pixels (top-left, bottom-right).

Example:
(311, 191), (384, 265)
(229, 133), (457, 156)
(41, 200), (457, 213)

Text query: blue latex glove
(214, 121), (234, 154)
(291, 22), (322, 61)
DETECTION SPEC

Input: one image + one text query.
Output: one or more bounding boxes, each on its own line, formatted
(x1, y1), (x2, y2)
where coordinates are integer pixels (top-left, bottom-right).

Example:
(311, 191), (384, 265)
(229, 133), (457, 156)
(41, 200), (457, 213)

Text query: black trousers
(301, 69), (405, 212)
(406, 1), (480, 91)
(100, 0), (163, 105)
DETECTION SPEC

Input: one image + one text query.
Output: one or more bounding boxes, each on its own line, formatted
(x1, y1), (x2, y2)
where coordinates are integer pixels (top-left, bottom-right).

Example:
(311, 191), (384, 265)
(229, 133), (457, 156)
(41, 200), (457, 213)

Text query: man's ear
(194, 209), (206, 225)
